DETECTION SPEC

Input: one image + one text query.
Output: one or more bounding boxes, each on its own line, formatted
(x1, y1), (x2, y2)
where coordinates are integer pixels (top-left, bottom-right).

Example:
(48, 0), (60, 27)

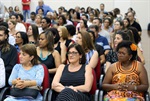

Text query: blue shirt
(96, 35), (110, 50)
(36, 4), (53, 16)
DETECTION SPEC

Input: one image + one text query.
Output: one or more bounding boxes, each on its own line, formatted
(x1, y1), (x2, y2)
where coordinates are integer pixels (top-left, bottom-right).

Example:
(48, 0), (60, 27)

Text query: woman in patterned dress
(102, 41), (149, 101)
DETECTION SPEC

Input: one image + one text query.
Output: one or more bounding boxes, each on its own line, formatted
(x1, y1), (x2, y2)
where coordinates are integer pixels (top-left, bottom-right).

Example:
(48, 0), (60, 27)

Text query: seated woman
(52, 43), (93, 101)
(15, 31), (29, 52)
(105, 31), (130, 72)
(37, 30), (61, 86)
(27, 24), (39, 45)
(4, 44), (44, 101)
(76, 31), (98, 69)
(0, 58), (5, 89)
(102, 41), (149, 101)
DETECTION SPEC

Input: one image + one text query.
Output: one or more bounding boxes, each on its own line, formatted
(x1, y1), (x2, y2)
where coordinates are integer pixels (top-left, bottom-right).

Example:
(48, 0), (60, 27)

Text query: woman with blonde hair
(57, 26), (73, 63)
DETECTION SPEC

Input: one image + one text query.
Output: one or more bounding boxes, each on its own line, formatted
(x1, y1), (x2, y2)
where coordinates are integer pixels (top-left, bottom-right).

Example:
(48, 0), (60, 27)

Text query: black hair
(18, 13), (24, 21)
(31, 12), (36, 16)
(116, 31), (130, 41)
(59, 15), (67, 25)
(16, 31), (29, 45)
(10, 14), (18, 19)
(42, 17), (51, 25)
(67, 43), (86, 64)
(89, 25), (99, 32)
(65, 25), (76, 36)
(88, 30), (95, 42)
(81, 19), (88, 28)
(116, 41), (137, 61)
(128, 27), (141, 44)
(81, 14), (88, 20)
(48, 28), (60, 44)
(94, 17), (102, 23)
(103, 17), (112, 26)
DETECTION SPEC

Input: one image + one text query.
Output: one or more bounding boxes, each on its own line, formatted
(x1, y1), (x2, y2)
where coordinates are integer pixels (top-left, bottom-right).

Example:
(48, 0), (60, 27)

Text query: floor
(141, 30), (150, 92)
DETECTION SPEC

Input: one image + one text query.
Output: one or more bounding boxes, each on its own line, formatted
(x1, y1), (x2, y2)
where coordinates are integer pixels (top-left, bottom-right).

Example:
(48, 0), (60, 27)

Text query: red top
(22, 0), (30, 10)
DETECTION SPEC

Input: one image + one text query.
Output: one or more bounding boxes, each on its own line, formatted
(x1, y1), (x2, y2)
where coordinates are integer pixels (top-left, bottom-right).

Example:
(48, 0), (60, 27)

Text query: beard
(0, 40), (6, 45)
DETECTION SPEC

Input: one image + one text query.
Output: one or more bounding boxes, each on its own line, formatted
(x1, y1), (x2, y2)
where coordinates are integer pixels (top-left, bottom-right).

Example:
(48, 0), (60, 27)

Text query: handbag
(10, 86), (42, 99)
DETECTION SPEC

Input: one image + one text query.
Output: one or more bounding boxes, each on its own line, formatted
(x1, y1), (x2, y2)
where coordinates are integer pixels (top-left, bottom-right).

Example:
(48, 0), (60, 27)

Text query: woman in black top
(37, 30), (61, 85)
(52, 43), (93, 101)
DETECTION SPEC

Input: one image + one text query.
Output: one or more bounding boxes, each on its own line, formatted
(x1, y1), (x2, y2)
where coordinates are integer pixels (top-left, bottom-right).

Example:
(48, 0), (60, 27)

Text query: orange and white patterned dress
(104, 61), (144, 101)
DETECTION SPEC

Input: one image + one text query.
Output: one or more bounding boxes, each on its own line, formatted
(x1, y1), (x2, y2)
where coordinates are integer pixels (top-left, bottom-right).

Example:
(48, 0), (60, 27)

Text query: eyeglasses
(67, 51), (78, 56)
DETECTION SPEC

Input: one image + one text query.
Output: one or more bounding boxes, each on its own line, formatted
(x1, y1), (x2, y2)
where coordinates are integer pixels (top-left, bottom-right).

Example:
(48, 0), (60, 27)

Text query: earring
(79, 58), (82, 64)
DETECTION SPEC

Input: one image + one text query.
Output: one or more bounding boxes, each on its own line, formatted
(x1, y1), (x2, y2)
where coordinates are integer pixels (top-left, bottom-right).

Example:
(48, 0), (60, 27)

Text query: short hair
(67, 43), (86, 64)
(116, 41), (137, 61)
(65, 25), (76, 36)
(16, 31), (29, 45)
(48, 28), (60, 44)
(0, 22), (8, 29)
(20, 44), (39, 65)
(81, 14), (88, 20)
(42, 17), (51, 25)
(94, 17), (102, 23)
(89, 24), (99, 32)
(31, 12), (36, 16)
(100, 3), (105, 6)
(40, 30), (54, 52)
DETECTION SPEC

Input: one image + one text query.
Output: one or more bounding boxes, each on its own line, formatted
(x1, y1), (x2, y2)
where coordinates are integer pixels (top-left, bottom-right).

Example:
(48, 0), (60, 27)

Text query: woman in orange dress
(102, 41), (149, 101)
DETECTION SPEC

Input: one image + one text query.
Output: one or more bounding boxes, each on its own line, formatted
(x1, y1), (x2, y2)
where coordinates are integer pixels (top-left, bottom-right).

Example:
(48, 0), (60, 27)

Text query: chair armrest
(145, 91), (150, 101)
(99, 90), (104, 101)
(43, 88), (50, 101)
(99, 75), (104, 90)
(94, 89), (99, 101)
(47, 89), (53, 101)
(0, 87), (10, 101)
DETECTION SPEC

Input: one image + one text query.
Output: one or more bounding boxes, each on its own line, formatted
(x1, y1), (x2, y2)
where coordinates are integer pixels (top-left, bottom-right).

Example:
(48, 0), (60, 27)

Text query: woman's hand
(68, 86), (78, 92)
(15, 80), (28, 89)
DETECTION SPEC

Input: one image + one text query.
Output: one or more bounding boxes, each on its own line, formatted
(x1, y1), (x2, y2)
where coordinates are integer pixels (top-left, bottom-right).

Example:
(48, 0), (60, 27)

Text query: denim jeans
(23, 10), (30, 22)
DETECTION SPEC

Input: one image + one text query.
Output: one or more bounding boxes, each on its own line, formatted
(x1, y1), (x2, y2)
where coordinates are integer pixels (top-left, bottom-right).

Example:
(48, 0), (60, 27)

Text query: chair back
(90, 69), (97, 95)
(41, 64), (50, 95)
(94, 58), (101, 82)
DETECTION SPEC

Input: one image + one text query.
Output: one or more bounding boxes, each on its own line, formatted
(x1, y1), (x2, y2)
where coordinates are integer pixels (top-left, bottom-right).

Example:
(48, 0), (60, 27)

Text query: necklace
(40, 49), (50, 61)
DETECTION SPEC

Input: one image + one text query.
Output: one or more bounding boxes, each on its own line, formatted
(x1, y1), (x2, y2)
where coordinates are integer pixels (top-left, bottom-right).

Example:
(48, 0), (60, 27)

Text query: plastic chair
(95, 75), (150, 101)
(0, 64), (49, 101)
(43, 69), (98, 101)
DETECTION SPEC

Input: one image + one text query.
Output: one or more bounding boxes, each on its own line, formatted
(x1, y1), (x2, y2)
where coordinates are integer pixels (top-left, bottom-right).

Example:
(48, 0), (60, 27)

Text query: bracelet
(134, 86), (137, 91)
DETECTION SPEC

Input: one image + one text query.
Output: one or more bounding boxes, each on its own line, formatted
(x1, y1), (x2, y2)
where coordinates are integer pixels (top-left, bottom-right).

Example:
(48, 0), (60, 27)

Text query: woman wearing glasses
(52, 43), (93, 101)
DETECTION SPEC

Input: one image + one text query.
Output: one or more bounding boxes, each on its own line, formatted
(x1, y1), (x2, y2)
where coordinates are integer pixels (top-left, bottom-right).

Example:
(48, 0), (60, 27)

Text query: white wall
(1, 0), (150, 29)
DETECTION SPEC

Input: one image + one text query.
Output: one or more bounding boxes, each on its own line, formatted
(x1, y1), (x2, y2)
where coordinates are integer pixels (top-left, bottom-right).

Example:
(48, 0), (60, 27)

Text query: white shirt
(0, 58), (5, 88)
(15, 23), (26, 32)
(98, 30), (111, 43)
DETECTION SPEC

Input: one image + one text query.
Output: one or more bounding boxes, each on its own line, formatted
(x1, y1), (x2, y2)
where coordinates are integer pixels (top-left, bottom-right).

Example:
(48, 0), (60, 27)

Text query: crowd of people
(0, 0), (149, 101)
